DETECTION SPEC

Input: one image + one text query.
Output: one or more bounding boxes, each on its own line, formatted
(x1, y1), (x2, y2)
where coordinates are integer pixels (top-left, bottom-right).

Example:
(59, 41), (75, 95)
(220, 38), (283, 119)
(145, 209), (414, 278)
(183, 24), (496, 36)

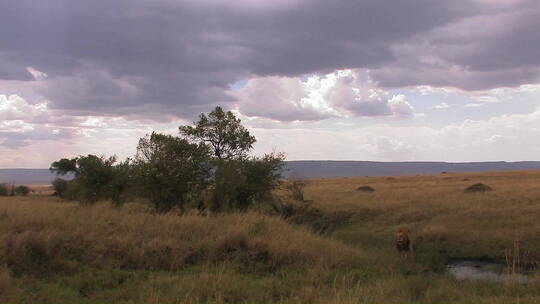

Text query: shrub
(285, 180), (309, 202)
(51, 155), (130, 204)
(464, 183), (492, 193)
(0, 184), (8, 196)
(357, 185), (375, 192)
(51, 178), (70, 197)
(14, 185), (30, 196)
(109, 159), (136, 206)
(209, 153), (285, 212)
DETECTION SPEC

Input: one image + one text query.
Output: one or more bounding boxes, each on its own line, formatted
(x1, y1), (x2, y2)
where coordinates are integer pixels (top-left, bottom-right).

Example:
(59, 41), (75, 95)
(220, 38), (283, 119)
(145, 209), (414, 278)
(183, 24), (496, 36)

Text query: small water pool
(446, 259), (535, 284)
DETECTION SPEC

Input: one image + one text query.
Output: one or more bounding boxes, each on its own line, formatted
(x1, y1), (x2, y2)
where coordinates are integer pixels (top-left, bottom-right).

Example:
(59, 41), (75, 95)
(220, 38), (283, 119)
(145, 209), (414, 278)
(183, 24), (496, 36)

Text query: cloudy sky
(1, 0), (540, 167)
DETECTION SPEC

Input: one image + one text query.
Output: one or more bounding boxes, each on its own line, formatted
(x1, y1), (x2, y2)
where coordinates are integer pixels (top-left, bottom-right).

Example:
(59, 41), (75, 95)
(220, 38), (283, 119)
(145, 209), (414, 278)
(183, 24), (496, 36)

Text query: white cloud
(235, 69), (416, 121)
(433, 102), (451, 109)
(415, 86), (462, 96)
(0, 93), (183, 166)
(0, 94), (47, 121)
(26, 67), (48, 81)
(464, 103), (484, 108)
(388, 94), (415, 118)
(250, 109), (540, 162)
(0, 120), (34, 133)
(472, 95), (499, 103)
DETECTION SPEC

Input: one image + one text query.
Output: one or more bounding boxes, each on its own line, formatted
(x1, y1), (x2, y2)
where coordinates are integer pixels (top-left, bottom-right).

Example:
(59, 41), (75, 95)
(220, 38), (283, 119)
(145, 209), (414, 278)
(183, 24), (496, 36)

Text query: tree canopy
(135, 132), (212, 212)
(179, 106), (256, 160)
(49, 158), (78, 175)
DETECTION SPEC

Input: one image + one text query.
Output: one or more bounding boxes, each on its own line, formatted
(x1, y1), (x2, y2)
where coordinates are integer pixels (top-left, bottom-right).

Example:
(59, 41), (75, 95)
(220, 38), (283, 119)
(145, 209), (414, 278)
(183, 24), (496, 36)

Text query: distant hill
(2, 161), (540, 184)
(283, 161), (540, 179)
(0, 169), (72, 185)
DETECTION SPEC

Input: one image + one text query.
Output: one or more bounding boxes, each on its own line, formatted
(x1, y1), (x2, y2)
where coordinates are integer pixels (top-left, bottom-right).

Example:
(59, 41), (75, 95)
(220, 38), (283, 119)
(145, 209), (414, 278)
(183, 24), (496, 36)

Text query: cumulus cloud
(388, 95), (415, 118)
(0, 95), (77, 147)
(0, 94), (184, 165)
(232, 76), (334, 121)
(249, 109), (540, 162)
(0, 95), (47, 121)
(235, 70), (415, 121)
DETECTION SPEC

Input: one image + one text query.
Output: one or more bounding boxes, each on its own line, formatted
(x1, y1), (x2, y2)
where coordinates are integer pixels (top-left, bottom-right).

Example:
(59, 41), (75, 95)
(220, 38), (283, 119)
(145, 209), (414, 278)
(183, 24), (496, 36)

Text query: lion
(395, 228), (412, 261)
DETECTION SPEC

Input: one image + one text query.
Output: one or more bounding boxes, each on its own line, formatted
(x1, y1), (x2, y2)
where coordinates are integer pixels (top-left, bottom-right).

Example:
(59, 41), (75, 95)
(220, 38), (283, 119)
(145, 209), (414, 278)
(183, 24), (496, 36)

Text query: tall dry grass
(0, 196), (362, 278)
(1, 170), (540, 303)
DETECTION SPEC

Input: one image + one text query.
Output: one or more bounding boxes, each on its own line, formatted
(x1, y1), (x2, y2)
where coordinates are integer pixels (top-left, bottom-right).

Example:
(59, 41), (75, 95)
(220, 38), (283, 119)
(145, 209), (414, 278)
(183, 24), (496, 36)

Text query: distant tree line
(50, 106), (285, 213)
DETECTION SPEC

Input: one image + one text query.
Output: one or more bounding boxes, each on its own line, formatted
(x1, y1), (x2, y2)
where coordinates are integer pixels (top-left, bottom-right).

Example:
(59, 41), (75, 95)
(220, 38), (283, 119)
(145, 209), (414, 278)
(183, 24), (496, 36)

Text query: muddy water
(446, 259), (535, 284)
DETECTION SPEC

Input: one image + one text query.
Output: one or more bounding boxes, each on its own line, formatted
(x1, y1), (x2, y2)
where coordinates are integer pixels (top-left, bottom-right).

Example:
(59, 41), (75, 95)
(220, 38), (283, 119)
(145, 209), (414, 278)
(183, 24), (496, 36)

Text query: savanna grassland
(1, 170), (540, 304)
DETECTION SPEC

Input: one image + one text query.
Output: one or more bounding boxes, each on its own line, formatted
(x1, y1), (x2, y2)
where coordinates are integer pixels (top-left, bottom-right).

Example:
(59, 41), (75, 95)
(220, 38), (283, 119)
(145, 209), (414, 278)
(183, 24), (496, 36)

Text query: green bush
(210, 153), (285, 212)
(51, 155), (131, 204)
(51, 178), (70, 197)
(14, 185), (30, 196)
(0, 184), (8, 196)
(109, 159), (136, 206)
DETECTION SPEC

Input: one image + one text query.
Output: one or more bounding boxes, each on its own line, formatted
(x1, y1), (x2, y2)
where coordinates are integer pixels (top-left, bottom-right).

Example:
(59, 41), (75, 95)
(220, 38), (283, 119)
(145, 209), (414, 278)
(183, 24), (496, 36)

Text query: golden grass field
(1, 170), (540, 303)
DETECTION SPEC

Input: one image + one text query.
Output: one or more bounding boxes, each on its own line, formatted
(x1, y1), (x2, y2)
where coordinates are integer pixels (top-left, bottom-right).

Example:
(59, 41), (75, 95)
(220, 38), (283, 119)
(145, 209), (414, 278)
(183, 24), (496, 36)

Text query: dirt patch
(357, 186), (375, 192)
(464, 183), (492, 193)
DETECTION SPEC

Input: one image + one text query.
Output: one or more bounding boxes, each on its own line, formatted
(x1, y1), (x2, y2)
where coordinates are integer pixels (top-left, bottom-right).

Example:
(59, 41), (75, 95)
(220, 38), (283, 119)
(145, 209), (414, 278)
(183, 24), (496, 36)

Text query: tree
(49, 158), (78, 175)
(179, 106), (256, 160)
(50, 155), (118, 204)
(75, 155), (118, 203)
(179, 106), (285, 212)
(135, 132), (212, 213)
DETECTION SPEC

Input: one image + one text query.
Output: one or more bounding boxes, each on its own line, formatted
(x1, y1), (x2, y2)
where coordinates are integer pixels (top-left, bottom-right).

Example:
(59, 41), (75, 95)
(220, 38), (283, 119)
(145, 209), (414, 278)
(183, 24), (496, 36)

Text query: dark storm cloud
(0, 0), (538, 119)
(371, 1), (540, 90)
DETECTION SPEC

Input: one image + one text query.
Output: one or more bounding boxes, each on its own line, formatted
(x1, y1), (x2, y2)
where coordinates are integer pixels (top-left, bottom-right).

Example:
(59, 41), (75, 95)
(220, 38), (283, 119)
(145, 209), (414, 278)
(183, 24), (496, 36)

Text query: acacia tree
(50, 155), (121, 204)
(50, 158), (78, 175)
(135, 132), (212, 213)
(179, 106), (256, 160)
(180, 106), (285, 212)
